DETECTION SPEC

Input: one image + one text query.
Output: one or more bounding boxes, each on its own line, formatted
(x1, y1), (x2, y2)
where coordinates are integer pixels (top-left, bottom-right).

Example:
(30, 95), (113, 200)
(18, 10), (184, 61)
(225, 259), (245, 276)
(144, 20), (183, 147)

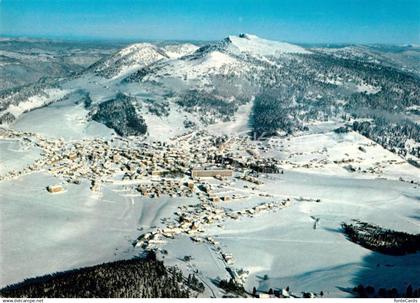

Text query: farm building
(46, 185), (64, 193)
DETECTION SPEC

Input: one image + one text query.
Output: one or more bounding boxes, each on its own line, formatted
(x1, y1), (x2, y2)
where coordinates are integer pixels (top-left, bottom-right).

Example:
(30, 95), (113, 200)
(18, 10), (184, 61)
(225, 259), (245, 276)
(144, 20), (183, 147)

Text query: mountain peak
(89, 43), (168, 78)
(226, 33), (310, 56)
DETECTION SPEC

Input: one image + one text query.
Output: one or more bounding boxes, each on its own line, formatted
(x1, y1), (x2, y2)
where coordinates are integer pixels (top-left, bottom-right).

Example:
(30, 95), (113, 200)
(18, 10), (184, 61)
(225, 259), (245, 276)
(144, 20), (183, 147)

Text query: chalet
(46, 185), (64, 193)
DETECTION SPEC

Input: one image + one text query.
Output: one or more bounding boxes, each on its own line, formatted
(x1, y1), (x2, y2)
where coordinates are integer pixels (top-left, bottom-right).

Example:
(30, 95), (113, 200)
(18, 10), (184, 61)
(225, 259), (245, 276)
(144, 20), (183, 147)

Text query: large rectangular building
(191, 169), (233, 178)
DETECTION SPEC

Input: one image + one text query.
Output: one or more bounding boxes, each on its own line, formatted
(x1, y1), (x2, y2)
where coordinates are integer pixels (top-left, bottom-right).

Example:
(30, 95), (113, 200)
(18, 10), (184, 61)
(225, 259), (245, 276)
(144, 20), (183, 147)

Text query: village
(2, 125), (412, 298)
(0, 128), (281, 196)
(0, 127), (284, 293)
(134, 198), (294, 288)
(0, 127), (309, 294)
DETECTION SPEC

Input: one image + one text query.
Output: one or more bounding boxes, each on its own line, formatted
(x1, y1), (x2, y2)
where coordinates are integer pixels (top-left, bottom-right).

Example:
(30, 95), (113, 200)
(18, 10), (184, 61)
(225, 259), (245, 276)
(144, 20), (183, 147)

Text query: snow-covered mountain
(88, 43), (169, 79)
(0, 34), (418, 160)
(162, 43), (199, 59)
(226, 33), (310, 57)
(125, 34), (311, 90)
(87, 42), (202, 79)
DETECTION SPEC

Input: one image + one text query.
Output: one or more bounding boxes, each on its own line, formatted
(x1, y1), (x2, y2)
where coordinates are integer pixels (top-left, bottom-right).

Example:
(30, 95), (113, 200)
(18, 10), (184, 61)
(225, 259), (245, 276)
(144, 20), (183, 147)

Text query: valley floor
(0, 114), (419, 298)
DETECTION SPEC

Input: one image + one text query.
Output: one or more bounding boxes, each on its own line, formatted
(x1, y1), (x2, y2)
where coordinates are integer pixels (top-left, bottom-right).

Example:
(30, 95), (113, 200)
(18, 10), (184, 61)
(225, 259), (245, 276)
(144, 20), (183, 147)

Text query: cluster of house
(134, 197), (293, 289)
(194, 181), (233, 203)
(1, 128), (283, 201)
(239, 174), (263, 185)
(254, 288), (323, 299)
(255, 288), (292, 298)
(0, 168), (25, 181)
(39, 134), (235, 192)
(137, 179), (194, 198)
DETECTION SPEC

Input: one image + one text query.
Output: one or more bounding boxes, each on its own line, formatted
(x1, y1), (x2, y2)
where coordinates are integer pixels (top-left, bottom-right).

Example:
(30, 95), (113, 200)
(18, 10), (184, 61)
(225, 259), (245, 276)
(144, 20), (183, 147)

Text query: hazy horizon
(1, 34), (420, 47)
(1, 0), (419, 44)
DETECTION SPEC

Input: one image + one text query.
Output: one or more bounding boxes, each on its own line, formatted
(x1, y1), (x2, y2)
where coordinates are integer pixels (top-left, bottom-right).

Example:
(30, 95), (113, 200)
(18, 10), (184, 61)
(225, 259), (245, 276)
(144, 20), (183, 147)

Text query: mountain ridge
(0, 34), (418, 161)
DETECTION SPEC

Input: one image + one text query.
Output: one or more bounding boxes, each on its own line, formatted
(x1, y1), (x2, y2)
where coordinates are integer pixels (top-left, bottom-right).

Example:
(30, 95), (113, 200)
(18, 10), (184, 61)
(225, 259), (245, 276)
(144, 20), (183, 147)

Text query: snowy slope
(142, 50), (250, 86)
(1, 34), (310, 129)
(0, 172), (197, 287)
(0, 86), (69, 124)
(204, 172), (419, 297)
(163, 43), (199, 59)
(90, 43), (169, 78)
(227, 34), (310, 57)
(127, 34), (311, 88)
(6, 88), (68, 118)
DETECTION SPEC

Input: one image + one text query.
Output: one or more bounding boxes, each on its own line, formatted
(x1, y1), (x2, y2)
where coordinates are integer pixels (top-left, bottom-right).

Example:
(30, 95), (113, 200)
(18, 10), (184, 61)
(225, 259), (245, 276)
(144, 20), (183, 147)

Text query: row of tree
(353, 283), (420, 298)
(341, 220), (420, 256)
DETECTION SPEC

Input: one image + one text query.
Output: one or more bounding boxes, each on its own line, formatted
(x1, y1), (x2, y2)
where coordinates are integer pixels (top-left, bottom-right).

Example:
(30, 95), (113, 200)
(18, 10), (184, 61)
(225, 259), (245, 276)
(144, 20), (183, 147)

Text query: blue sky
(1, 0), (419, 43)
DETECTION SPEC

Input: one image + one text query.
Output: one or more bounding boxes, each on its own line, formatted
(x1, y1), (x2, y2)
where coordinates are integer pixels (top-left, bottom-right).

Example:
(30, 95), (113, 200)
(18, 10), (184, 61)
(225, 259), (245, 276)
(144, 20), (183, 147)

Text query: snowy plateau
(0, 34), (419, 298)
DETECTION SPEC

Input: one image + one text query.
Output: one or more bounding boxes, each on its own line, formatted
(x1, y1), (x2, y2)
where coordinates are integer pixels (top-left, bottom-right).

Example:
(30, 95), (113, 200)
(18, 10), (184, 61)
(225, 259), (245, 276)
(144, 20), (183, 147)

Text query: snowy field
(0, 139), (41, 175)
(1, 170), (418, 295)
(0, 172), (196, 287)
(154, 171), (419, 297)
(209, 173), (419, 296)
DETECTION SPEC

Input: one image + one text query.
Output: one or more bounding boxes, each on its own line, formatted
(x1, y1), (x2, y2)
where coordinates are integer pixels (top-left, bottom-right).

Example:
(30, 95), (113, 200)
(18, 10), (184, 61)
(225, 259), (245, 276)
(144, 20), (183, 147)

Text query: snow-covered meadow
(0, 171), (196, 287)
